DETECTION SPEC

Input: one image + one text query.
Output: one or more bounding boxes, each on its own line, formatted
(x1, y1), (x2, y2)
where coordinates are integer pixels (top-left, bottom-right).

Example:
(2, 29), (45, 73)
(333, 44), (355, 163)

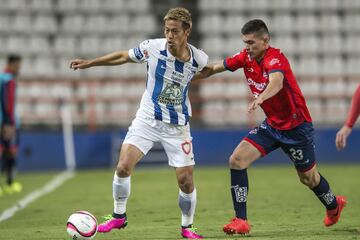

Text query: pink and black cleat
(97, 214), (127, 233)
(181, 225), (204, 239)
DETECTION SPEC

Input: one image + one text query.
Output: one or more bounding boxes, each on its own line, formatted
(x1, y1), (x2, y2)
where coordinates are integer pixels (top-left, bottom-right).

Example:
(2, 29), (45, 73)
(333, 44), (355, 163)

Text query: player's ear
(263, 34), (270, 45)
(185, 27), (191, 37)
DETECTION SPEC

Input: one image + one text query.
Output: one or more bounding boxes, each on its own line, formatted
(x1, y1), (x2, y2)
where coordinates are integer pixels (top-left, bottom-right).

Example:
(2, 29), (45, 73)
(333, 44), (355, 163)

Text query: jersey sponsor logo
(181, 141), (192, 154)
(171, 70), (185, 83)
(158, 82), (184, 105)
(247, 78), (267, 91)
(269, 58), (280, 66)
(231, 185), (247, 203)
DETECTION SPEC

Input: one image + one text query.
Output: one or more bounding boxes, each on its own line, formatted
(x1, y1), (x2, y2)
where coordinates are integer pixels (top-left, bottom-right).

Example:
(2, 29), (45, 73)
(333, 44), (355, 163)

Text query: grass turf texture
(0, 165), (359, 240)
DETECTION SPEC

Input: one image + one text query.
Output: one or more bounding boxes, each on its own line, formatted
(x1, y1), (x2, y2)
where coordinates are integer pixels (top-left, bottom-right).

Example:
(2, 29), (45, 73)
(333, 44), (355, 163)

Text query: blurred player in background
(70, 7), (208, 239)
(0, 54), (22, 196)
(336, 84), (360, 150)
(194, 19), (346, 235)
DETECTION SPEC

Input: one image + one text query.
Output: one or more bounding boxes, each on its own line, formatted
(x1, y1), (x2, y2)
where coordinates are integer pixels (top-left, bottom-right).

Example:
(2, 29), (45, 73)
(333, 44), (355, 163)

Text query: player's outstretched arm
(335, 84), (360, 150)
(70, 51), (134, 70)
(192, 61), (226, 81)
(248, 71), (284, 113)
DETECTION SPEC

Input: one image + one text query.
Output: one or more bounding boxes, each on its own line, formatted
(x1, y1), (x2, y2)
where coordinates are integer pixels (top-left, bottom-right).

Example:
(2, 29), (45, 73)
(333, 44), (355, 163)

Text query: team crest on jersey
(158, 82), (184, 106)
(143, 50), (149, 59)
(181, 141), (192, 155)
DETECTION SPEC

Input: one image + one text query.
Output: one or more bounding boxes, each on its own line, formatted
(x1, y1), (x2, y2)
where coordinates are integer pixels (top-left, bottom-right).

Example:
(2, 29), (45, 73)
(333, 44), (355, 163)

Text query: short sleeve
(128, 39), (152, 63)
(196, 50), (209, 71)
(224, 49), (247, 72)
(265, 53), (287, 74)
(0, 73), (13, 83)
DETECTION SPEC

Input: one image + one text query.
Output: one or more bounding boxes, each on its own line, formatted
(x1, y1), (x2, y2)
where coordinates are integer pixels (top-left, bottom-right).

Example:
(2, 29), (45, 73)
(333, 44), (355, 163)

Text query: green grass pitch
(0, 165), (359, 239)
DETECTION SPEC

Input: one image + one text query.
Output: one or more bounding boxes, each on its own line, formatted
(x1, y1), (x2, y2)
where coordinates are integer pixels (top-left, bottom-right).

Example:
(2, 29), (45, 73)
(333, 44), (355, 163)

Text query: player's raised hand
(70, 59), (92, 70)
(335, 125), (352, 151)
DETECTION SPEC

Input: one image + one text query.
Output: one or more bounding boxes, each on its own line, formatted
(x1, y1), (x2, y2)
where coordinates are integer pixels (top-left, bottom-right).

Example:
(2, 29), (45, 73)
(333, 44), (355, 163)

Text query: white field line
(0, 170), (75, 222)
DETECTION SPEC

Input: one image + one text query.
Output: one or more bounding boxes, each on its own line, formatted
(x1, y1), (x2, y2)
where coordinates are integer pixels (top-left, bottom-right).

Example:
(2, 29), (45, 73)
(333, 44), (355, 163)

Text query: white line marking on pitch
(0, 170), (75, 222)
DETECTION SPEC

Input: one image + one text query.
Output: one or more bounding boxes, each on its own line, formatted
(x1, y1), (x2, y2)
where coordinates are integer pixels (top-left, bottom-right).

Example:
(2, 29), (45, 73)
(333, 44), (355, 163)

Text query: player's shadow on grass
(332, 227), (360, 235)
(121, 227), (360, 240)
(195, 227), (360, 240)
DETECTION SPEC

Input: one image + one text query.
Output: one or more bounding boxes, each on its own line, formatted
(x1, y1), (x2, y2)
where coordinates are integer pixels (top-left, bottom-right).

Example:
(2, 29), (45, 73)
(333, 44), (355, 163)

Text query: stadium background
(0, 0), (359, 169)
(1, 1), (360, 240)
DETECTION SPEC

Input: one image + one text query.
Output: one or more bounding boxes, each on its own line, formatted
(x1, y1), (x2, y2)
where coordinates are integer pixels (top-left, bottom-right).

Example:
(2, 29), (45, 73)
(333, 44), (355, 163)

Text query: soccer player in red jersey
(0, 54), (22, 196)
(336, 84), (360, 150)
(194, 19), (346, 235)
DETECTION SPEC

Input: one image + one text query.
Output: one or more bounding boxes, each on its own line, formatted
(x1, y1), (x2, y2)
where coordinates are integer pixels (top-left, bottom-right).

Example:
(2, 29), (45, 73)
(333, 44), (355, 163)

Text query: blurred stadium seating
(0, 0), (358, 127)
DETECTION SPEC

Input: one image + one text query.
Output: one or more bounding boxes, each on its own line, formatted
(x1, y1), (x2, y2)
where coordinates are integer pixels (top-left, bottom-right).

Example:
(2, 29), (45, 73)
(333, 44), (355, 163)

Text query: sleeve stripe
(268, 69), (284, 74)
(223, 59), (233, 72)
(134, 46), (144, 60)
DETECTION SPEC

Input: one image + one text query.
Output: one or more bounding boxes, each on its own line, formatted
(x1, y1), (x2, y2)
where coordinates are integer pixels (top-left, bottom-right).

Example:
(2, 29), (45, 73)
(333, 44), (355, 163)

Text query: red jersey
(1, 68), (16, 125)
(224, 47), (312, 130)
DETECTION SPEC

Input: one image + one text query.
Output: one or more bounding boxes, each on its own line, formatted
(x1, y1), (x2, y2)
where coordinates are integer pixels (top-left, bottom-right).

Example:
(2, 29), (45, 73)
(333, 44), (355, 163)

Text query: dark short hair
(7, 54), (22, 64)
(164, 7), (192, 30)
(241, 19), (269, 37)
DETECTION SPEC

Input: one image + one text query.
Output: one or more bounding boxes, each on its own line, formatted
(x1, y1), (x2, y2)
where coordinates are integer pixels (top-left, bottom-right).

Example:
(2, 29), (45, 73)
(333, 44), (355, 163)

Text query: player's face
(164, 20), (190, 50)
(9, 61), (21, 76)
(242, 33), (269, 60)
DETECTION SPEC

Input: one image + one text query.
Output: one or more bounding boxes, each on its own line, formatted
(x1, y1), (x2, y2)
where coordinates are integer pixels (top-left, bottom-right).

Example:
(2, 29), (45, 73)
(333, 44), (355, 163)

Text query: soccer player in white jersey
(70, 7), (208, 239)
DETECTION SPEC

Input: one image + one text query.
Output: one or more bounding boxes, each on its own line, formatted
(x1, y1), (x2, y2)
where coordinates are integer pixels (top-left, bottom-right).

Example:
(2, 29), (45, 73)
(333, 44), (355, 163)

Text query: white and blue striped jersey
(128, 38), (208, 126)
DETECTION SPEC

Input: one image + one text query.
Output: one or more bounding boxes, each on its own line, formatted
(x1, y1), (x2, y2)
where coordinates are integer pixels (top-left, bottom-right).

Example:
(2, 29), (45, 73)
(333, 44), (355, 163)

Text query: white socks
(178, 188), (197, 227)
(113, 172), (131, 215)
(112, 172), (197, 226)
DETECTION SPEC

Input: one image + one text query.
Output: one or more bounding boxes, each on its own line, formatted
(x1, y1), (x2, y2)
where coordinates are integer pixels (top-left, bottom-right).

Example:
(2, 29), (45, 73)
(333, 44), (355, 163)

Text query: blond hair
(163, 7), (192, 29)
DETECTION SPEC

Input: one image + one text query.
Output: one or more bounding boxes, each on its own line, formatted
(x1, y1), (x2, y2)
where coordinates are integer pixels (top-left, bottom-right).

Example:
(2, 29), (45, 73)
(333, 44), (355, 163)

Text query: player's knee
(116, 163), (132, 177)
(178, 174), (193, 193)
(229, 154), (248, 169)
(299, 172), (319, 188)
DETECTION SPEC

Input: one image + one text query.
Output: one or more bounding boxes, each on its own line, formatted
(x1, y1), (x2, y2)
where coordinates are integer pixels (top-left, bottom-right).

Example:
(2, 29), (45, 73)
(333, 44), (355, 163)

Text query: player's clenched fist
(69, 59), (92, 70)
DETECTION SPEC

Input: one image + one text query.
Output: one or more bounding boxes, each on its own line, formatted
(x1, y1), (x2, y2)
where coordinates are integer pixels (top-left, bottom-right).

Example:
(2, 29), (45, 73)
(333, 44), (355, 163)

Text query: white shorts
(123, 116), (195, 168)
